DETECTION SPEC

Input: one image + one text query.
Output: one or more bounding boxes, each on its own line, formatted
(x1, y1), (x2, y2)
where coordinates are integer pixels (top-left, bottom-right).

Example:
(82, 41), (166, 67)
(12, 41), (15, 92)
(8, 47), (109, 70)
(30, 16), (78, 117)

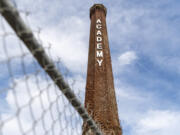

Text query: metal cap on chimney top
(90, 4), (107, 18)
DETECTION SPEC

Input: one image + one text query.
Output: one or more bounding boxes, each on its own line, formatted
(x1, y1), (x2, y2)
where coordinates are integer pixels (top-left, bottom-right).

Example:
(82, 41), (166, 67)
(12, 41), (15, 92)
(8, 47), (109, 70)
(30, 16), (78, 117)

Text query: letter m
(97, 51), (103, 57)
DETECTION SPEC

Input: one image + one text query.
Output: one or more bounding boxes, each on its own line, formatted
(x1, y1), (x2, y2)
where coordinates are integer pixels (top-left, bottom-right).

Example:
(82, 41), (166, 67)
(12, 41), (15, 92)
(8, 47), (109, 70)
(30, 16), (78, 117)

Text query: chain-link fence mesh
(0, 0), (102, 135)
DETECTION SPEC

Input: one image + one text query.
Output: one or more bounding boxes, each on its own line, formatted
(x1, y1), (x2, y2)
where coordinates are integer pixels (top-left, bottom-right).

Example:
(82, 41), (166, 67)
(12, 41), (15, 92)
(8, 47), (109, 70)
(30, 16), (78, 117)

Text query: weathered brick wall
(83, 4), (122, 135)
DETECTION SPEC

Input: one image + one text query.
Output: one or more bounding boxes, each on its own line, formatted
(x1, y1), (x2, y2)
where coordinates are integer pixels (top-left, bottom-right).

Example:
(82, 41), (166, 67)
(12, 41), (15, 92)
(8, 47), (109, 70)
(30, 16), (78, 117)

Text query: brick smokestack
(82, 4), (122, 135)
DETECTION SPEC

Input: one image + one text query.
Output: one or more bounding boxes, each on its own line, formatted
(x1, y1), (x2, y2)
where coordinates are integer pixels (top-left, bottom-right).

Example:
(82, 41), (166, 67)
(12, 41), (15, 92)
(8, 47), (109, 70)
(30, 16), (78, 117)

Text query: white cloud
(118, 51), (137, 66)
(114, 78), (180, 135)
(134, 110), (180, 135)
(116, 87), (144, 101)
(40, 16), (89, 74)
(1, 0), (180, 135)
(1, 75), (83, 135)
(0, 5), (86, 134)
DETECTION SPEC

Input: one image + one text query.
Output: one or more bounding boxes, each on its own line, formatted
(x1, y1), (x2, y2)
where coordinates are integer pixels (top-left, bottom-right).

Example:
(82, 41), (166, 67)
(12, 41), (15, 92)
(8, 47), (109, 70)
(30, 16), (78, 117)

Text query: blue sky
(1, 0), (180, 135)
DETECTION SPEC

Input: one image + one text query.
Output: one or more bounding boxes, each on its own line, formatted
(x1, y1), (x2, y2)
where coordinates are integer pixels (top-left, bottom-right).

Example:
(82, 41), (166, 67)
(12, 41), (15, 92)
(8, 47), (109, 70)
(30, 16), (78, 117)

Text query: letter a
(96, 19), (101, 24)
(97, 30), (102, 36)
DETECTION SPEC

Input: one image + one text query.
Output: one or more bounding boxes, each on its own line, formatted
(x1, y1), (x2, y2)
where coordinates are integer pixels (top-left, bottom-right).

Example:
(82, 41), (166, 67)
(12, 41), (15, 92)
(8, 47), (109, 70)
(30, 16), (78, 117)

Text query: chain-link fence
(0, 0), (102, 135)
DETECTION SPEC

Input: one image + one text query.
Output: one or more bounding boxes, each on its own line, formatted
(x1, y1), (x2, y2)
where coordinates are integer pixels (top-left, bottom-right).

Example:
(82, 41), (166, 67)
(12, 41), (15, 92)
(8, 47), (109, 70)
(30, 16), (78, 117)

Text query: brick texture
(82, 4), (122, 135)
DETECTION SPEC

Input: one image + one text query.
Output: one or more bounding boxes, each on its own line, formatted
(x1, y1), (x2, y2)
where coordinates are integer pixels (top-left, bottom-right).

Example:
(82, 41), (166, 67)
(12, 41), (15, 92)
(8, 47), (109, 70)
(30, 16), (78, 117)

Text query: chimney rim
(90, 4), (107, 19)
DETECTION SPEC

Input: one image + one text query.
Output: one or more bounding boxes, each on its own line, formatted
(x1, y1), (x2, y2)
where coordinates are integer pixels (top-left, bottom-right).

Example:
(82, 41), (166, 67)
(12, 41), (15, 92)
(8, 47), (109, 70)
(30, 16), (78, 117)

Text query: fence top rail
(0, 0), (103, 134)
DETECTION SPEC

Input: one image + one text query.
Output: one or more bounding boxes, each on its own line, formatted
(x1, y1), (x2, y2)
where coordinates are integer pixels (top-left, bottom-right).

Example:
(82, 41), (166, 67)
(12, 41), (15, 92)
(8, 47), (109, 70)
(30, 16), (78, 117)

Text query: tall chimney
(82, 4), (122, 135)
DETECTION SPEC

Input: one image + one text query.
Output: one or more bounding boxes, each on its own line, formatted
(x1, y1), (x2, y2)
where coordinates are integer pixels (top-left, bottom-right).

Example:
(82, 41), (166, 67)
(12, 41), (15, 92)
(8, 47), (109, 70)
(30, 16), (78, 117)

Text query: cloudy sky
(1, 0), (180, 135)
